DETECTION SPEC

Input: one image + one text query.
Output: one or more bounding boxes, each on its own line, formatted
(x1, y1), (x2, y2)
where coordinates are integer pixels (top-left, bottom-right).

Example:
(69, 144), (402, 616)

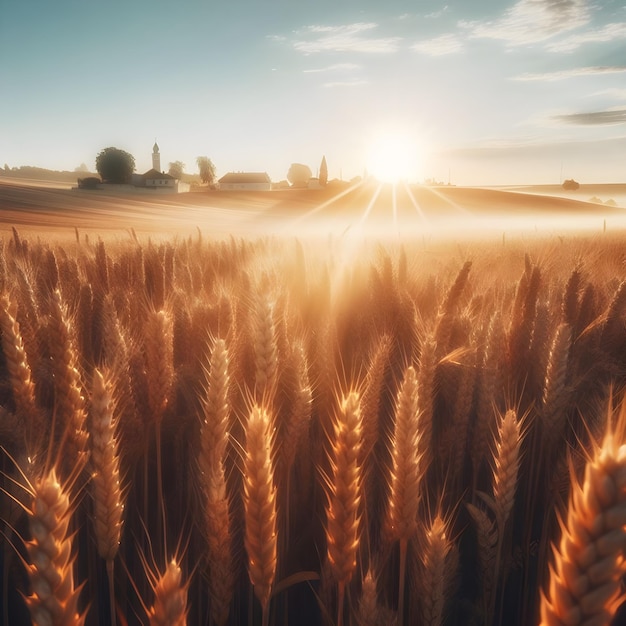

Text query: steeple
(152, 140), (160, 171)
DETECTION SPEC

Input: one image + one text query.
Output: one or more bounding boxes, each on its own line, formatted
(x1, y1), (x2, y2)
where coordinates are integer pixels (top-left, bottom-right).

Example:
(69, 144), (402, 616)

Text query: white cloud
(303, 63), (360, 73)
(546, 22), (626, 52)
(411, 33), (463, 56)
(513, 65), (626, 81)
(323, 79), (369, 88)
(462, 0), (590, 45)
(292, 23), (401, 54)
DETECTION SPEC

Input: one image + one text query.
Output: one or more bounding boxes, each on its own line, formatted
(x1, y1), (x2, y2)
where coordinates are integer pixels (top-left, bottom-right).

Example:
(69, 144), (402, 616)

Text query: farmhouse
(131, 142), (189, 192)
(218, 172), (272, 191)
(142, 168), (176, 188)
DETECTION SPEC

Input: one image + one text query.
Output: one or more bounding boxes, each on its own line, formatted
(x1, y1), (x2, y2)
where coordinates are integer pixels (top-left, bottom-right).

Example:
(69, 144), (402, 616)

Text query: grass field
(1, 180), (626, 625)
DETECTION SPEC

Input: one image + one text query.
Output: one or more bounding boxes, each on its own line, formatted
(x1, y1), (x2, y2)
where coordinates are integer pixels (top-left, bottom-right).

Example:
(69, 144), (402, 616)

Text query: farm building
(218, 172), (272, 191)
(142, 168), (176, 188)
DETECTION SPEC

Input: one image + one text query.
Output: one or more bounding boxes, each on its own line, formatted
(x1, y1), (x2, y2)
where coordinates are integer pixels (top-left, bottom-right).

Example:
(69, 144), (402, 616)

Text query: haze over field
(1, 0), (625, 186)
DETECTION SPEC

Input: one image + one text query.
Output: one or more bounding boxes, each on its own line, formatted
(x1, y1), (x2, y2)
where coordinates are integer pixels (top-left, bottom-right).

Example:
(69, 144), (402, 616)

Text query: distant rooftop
(143, 168), (175, 180)
(218, 172), (271, 184)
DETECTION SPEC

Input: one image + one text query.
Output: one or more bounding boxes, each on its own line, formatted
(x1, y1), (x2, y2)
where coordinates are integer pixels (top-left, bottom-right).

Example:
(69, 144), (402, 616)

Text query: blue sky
(1, 0), (625, 185)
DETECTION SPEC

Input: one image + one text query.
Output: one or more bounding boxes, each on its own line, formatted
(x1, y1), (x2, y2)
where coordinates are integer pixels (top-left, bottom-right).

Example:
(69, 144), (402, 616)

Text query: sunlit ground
(0, 178), (625, 243)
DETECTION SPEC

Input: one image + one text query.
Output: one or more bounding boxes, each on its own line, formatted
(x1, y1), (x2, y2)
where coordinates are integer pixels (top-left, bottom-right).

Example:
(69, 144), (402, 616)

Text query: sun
(366, 130), (424, 183)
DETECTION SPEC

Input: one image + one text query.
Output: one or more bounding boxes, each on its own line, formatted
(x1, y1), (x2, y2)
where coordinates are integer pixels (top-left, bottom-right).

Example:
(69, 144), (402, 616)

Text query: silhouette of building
(152, 141), (161, 171)
(129, 142), (189, 192)
(218, 172), (272, 191)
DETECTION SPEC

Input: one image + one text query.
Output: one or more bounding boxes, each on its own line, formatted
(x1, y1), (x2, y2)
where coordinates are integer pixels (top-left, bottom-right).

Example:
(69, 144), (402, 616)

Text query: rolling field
(1, 180), (626, 625)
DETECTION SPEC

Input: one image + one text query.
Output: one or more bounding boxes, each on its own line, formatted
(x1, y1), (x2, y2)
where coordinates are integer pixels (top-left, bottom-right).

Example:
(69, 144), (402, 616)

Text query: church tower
(152, 141), (161, 172)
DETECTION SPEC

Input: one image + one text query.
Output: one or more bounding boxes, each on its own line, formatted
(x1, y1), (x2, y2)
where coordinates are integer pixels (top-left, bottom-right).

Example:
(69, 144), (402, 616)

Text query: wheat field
(2, 225), (626, 625)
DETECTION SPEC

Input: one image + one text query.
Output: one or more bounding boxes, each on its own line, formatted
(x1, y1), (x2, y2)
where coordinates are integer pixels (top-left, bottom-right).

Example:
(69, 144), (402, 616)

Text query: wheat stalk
(243, 404), (277, 625)
(386, 364), (424, 624)
(539, 407), (626, 626)
(325, 391), (363, 626)
(199, 338), (234, 626)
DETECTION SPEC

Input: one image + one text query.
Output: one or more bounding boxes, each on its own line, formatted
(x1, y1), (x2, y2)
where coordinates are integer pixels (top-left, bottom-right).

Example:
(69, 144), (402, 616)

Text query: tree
(319, 156), (328, 187)
(168, 161), (185, 179)
(562, 179), (579, 190)
(95, 147), (135, 184)
(196, 156), (216, 185)
(287, 163), (312, 188)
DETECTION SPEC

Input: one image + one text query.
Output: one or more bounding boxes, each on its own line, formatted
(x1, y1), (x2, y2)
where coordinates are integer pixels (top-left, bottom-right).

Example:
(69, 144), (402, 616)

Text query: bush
(77, 176), (101, 189)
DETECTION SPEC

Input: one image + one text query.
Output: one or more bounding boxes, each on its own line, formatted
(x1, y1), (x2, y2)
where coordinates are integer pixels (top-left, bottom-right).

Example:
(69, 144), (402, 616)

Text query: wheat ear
(539, 410), (626, 626)
(416, 335), (437, 472)
(48, 289), (90, 480)
(90, 368), (124, 561)
(281, 340), (312, 476)
(0, 293), (45, 454)
(541, 323), (572, 453)
(492, 408), (522, 528)
(467, 502), (498, 621)
(357, 567), (397, 626)
(148, 559), (188, 626)
(23, 468), (86, 625)
(90, 367), (124, 626)
(419, 515), (455, 626)
(199, 338), (234, 626)
(143, 308), (173, 421)
(325, 391), (362, 626)
(252, 294), (278, 403)
(386, 365), (424, 625)
(243, 404), (277, 625)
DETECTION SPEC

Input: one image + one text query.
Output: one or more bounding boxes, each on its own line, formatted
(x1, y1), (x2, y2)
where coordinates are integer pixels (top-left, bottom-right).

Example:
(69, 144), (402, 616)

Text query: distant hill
(0, 166), (98, 183)
(0, 165), (201, 185)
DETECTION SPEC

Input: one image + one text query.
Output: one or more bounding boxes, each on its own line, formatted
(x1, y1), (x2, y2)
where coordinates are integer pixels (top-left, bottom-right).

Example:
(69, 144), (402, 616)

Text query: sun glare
(366, 131), (424, 183)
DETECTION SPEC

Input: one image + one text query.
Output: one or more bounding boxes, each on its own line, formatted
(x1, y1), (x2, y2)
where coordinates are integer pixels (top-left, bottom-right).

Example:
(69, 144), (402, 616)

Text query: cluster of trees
(287, 156), (328, 188)
(93, 147), (217, 185)
(92, 147), (328, 189)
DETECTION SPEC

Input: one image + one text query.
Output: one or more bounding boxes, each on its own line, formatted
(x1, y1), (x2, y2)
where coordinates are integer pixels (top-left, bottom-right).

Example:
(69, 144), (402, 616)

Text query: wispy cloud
(323, 79), (368, 88)
(546, 22), (626, 52)
(461, 0), (590, 45)
(552, 108), (626, 125)
(411, 33), (463, 56)
(514, 65), (626, 81)
(587, 87), (626, 99)
(425, 6), (450, 19)
(303, 63), (360, 73)
(292, 23), (401, 54)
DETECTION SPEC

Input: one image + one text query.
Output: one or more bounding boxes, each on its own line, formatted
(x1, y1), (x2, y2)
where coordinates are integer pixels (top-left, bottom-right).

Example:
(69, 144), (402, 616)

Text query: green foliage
(168, 161), (185, 179)
(196, 156), (216, 185)
(95, 147), (135, 184)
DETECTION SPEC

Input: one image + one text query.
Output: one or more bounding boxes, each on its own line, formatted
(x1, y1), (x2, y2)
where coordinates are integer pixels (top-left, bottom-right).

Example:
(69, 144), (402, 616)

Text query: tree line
(94, 147), (217, 185)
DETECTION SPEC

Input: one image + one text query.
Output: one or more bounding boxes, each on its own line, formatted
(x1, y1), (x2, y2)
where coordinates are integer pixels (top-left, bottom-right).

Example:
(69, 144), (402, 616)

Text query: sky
(1, 0), (625, 186)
